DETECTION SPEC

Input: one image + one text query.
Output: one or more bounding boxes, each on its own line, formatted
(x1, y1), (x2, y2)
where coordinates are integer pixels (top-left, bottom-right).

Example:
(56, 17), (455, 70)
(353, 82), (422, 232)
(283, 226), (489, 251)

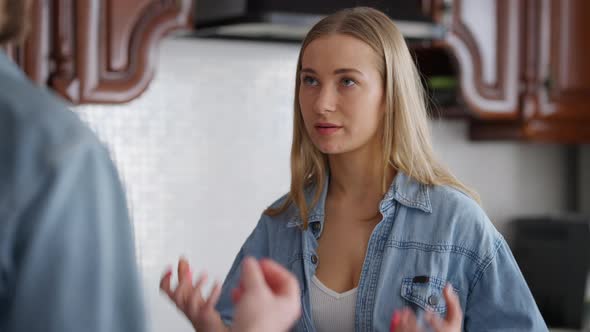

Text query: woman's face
(298, 33), (385, 156)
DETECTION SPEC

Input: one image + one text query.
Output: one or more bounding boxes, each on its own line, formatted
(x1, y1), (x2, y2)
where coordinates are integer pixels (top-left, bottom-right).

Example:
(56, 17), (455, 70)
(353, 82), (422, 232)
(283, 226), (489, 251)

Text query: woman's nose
(313, 86), (337, 114)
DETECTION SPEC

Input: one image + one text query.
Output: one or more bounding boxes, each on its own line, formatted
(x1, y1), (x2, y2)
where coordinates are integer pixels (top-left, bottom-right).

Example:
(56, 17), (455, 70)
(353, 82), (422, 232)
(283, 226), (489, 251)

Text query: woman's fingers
(159, 268), (174, 298)
(178, 257), (191, 281)
(425, 311), (444, 331)
(398, 308), (421, 332)
(259, 258), (299, 298)
(160, 259), (227, 332)
(186, 272), (209, 316)
(231, 287), (242, 304)
(443, 284), (462, 327)
(173, 269), (194, 310)
(424, 284), (462, 332)
(204, 281), (222, 309)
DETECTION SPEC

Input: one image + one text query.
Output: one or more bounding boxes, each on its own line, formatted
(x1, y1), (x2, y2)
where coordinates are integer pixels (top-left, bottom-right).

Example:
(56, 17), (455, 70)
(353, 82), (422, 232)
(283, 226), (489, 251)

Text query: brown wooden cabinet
(521, 0), (590, 142)
(438, 0), (523, 120)
(3, 0), (193, 104)
(2, 0), (51, 85)
(427, 0), (590, 142)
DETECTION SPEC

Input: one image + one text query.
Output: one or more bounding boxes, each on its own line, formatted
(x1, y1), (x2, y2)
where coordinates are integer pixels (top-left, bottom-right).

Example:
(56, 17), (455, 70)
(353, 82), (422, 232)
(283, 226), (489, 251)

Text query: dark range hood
(193, 0), (447, 42)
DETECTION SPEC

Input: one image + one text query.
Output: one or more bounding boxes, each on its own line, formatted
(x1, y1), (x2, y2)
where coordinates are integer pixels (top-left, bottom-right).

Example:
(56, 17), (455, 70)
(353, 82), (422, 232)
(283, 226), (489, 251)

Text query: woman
(161, 7), (547, 332)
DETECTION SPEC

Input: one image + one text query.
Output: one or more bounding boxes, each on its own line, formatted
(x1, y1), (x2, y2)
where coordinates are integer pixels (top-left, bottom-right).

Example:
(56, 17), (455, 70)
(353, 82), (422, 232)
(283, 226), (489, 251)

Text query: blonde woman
(161, 7), (547, 332)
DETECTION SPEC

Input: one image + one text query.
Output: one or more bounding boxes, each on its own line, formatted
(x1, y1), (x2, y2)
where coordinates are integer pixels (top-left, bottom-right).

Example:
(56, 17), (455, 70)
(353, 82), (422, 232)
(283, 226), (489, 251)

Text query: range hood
(193, 0), (447, 41)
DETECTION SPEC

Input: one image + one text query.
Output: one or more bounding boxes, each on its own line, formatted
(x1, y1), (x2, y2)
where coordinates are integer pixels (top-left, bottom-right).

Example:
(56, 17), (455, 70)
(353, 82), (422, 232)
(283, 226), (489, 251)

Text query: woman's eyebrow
(300, 68), (364, 76)
(333, 68), (363, 75)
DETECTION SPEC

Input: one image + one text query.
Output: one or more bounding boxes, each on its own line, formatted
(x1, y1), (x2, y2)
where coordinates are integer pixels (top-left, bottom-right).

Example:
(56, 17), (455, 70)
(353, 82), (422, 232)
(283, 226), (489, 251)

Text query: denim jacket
(216, 172), (548, 331)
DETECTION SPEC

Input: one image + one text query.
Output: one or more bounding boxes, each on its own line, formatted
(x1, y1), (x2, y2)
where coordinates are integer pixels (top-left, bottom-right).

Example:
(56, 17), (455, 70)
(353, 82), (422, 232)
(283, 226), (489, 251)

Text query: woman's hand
(391, 284), (462, 332)
(231, 257), (301, 332)
(160, 258), (228, 332)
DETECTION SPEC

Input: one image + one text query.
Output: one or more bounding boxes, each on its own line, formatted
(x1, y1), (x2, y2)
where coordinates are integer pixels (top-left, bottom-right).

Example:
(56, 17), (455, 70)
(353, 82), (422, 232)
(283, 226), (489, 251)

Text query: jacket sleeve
(463, 238), (548, 331)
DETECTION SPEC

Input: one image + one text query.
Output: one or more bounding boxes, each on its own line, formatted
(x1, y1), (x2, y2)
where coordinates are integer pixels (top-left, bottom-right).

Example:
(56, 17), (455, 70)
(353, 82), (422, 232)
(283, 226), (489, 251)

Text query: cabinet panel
(1, 0), (51, 85)
(50, 0), (193, 104)
(533, 0), (590, 121)
(442, 0), (523, 119)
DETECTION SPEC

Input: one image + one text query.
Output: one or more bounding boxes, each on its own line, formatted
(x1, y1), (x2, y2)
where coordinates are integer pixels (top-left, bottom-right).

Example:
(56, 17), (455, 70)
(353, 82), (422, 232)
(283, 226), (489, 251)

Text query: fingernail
(390, 311), (401, 332)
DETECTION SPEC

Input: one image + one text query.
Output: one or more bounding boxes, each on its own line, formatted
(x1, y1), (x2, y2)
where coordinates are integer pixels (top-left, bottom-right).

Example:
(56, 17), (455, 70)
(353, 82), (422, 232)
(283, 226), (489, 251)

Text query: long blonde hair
(266, 7), (479, 228)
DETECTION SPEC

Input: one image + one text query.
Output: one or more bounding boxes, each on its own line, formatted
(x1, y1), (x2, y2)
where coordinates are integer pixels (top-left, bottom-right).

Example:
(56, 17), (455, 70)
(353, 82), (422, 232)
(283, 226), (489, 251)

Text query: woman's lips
(315, 123), (342, 135)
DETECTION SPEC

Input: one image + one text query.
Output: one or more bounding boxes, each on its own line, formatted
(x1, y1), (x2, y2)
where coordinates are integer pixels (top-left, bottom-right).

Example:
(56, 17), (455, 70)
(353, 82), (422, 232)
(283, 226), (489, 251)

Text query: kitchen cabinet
(2, 0), (193, 104)
(427, 0), (523, 119)
(1, 0), (51, 85)
(425, 0), (590, 142)
(520, 0), (590, 142)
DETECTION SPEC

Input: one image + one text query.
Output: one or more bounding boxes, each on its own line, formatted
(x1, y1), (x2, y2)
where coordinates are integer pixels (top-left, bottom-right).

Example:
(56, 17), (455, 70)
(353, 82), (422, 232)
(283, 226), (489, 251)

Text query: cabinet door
(50, 0), (192, 104)
(437, 0), (523, 119)
(520, 0), (590, 142)
(1, 0), (51, 85)
(531, 0), (590, 121)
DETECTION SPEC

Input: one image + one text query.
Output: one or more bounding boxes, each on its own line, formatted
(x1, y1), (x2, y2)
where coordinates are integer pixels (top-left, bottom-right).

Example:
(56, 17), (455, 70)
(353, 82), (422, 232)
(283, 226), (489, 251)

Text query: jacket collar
(287, 170), (432, 229)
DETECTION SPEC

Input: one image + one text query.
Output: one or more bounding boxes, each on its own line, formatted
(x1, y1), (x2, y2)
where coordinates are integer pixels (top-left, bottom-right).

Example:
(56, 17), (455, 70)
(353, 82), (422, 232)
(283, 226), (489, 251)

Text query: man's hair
(0, 0), (30, 45)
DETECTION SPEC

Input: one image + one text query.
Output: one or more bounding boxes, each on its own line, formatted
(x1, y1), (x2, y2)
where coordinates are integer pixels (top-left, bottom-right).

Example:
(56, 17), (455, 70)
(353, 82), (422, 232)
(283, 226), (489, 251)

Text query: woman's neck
(327, 144), (395, 203)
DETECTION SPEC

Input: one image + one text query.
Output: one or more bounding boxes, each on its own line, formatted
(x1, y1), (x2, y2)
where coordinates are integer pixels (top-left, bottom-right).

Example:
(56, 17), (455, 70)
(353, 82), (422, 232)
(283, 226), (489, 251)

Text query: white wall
(76, 37), (569, 331)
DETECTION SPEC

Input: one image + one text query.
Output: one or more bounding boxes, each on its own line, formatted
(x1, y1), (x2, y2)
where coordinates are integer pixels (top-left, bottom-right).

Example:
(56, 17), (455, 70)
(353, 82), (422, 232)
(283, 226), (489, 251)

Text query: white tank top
(310, 275), (358, 332)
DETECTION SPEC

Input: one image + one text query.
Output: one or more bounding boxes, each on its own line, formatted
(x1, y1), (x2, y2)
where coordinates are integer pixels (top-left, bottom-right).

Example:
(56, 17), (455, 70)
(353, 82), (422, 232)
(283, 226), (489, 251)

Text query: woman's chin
(316, 144), (346, 155)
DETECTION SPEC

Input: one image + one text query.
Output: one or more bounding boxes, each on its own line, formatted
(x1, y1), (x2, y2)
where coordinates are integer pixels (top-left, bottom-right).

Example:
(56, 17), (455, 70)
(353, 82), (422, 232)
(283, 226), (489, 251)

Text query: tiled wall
(76, 37), (569, 331)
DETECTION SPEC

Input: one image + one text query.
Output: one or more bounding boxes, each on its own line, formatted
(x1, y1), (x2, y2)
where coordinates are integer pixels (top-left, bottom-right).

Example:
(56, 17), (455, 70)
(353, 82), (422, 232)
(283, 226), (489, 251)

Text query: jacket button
(428, 295), (439, 306)
(311, 254), (318, 265)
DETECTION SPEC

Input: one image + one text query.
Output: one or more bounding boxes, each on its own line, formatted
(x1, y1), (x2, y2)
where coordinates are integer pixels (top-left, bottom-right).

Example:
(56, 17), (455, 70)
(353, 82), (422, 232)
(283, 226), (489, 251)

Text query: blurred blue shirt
(0, 51), (146, 332)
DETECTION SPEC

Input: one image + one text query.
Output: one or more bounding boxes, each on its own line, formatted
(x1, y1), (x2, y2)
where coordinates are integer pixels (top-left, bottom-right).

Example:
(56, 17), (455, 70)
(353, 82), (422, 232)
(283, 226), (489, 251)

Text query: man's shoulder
(0, 70), (108, 218)
(0, 72), (98, 162)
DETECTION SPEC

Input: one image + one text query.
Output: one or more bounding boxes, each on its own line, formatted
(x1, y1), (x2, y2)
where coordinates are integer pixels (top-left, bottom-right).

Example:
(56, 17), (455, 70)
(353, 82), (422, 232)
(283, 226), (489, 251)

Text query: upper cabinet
(2, 0), (52, 86)
(427, 0), (590, 142)
(3, 0), (193, 104)
(437, 0), (523, 119)
(3, 0), (588, 141)
(521, 0), (590, 141)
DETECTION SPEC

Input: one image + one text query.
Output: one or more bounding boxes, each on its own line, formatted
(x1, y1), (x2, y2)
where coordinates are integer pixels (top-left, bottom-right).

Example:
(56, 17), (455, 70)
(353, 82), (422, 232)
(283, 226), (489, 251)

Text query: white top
(310, 275), (358, 332)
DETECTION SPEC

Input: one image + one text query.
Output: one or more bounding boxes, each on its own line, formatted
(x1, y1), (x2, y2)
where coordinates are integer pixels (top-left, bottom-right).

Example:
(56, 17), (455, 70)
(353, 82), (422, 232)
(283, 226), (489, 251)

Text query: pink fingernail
(390, 311), (401, 332)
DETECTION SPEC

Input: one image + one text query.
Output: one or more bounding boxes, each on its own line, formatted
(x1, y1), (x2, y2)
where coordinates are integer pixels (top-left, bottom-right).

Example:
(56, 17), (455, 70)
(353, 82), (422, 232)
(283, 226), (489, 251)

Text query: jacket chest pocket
(400, 275), (457, 315)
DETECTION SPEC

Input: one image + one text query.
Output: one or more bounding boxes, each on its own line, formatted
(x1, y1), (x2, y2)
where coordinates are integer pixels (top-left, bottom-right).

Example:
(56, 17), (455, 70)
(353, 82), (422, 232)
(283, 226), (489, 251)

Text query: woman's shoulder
(426, 184), (503, 252)
(255, 192), (300, 229)
(266, 192), (291, 211)
(429, 184), (490, 225)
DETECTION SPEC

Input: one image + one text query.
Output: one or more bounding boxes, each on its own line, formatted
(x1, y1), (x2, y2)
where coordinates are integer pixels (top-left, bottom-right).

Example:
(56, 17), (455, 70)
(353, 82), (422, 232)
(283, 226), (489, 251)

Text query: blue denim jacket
(216, 172), (548, 331)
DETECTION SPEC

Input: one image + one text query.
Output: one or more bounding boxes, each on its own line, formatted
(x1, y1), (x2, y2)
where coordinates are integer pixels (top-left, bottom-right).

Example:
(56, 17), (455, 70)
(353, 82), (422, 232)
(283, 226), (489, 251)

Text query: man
(0, 1), (300, 331)
(0, 0), (146, 330)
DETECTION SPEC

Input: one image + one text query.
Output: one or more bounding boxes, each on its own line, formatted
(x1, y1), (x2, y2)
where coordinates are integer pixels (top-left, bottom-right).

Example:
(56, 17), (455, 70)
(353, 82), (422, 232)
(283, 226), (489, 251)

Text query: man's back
(0, 50), (146, 331)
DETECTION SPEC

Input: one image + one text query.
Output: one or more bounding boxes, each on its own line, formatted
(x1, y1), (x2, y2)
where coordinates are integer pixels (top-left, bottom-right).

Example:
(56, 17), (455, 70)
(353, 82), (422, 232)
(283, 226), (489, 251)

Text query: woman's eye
(342, 78), (356, 87)
(302, 76), (318, 86)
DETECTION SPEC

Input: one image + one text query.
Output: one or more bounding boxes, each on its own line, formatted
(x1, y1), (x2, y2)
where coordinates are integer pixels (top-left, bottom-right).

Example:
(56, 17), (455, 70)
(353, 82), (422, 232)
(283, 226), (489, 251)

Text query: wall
(76, 37), (570, 331)
(580, 145), (590, 215)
